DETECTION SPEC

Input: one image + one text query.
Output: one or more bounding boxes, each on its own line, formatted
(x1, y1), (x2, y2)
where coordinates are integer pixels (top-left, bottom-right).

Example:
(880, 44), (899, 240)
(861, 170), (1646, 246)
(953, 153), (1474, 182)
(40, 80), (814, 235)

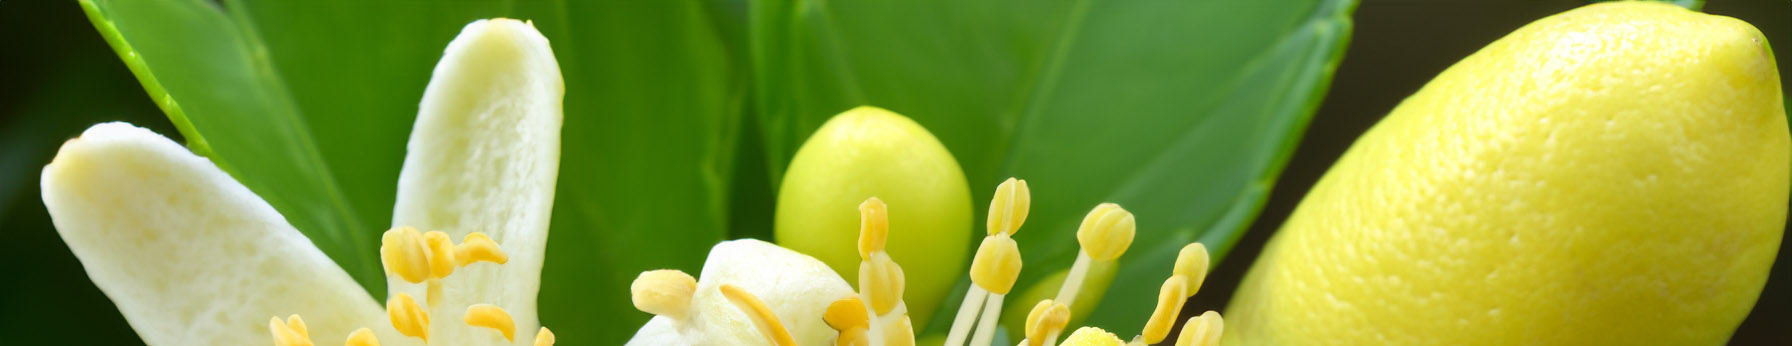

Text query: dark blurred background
(1, 0), (1786, 345)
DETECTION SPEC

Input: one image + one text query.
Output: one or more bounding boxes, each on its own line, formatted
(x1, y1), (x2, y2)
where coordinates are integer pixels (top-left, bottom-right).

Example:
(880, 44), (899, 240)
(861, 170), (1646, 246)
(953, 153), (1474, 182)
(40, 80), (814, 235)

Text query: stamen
(457, 232), (509, 266)
(1061, 327), (1125, 346)
(631, 269), (697, 320)
(423, 230), (459, 279)
(1057, 203), (1137, 309)
(534, 327), (556, 346)
(985, 178), (1031, 236)
(1141, 276), (1189, 344)
(825, 296), (871, 331)
(881, 316), (917, 346)
(269, 315), (314, 346)
(1023, 300), (1071, 346)
(381, 227), (431, 283)
(719, 284), (797, 346)
(968, 233), (1022, 295)
(464, 304), (518, 342)
(428, 279), (445, 308)
(1174, 311), (1224, 346)
(969, 293), (1006, 346)
(1173, 243), (1209, 297)
(345, 328), (380, 346)
(947, 178), (1032, 346)
(387, 293), (430, 342)
(1076, 203), (1135, 261)
(858, 197), (889, 258)
(860, 252), (907, 314)
(837, 327), (871, 346)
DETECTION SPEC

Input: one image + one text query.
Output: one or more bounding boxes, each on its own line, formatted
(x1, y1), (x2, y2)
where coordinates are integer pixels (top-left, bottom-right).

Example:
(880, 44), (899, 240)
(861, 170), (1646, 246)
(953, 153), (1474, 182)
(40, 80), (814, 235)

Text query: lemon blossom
(625, 177), (1229, 346)
(42, 18), (562, 346)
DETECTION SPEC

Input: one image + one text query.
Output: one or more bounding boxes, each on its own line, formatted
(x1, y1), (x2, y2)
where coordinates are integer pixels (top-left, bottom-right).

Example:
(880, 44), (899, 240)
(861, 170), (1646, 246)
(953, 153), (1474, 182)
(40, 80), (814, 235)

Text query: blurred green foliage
(14, 0), (1353, 344)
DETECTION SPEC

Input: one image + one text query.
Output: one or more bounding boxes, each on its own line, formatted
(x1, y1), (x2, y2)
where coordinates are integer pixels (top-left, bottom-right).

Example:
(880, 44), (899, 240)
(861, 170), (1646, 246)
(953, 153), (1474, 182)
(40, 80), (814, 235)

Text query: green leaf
(751, 0), (1355, 335)
(79, 0), (383, 294)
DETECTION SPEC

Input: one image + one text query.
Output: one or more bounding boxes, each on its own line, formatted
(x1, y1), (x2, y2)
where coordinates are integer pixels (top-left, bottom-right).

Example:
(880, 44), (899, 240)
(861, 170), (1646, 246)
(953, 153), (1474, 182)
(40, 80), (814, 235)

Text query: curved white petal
(627, 239), (856, 346)
(389, 18), (562, 345)
(41, 123), (405, 346)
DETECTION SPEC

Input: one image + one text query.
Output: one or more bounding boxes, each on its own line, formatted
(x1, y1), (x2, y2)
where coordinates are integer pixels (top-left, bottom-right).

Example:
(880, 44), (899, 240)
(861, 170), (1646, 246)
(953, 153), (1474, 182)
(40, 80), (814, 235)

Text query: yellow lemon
(1226, 3), (1786, 345)
(775, 106), (974, 327)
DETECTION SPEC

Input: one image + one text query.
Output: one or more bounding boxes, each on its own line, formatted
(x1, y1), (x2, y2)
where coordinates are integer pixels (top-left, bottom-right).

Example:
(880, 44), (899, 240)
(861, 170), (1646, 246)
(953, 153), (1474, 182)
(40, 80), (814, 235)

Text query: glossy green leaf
(751, 0), (1355, 335)
(84, 1), (743, 343)
(79, 0), (383, 293)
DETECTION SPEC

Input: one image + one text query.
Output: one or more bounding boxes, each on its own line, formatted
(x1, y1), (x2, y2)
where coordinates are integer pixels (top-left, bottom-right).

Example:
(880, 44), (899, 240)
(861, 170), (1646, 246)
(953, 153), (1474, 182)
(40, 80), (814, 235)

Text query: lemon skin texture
(1225, 3), (1786, 346)
(775, 106), (974, 327)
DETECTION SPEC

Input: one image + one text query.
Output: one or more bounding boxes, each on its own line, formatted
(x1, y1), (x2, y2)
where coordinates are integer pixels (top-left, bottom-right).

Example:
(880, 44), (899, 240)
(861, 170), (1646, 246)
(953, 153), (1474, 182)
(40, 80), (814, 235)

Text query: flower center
(268, 226), (555, 346)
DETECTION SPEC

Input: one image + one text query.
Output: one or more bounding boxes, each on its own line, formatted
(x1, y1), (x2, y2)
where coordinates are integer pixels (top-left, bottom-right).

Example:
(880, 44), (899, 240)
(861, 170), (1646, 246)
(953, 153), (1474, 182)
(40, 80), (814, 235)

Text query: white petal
(41, 123), (407, 346)
(389, 18), (562, 345)
(626, 239), (857, 346)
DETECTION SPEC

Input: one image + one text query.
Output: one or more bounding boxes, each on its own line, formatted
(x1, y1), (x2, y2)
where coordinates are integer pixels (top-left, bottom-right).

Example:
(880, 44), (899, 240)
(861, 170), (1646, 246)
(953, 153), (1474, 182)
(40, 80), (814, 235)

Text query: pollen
(631, 269), (697, 320)
(860, 252), (907, 314)
(986, 177), (1031, 236)
(381, 226), (431, 284)
(269, 315), (313, 346)
(1059, 327), (1125, 346)
(1142, 243), (1214, 344)
(968, 233), (1022, 295)
(387, 293), (429, 342)
(534, 327), (556, 346)
(1075, 203), (1135, 261)
(719, 284), (797, 346)
(1172, 243), (1209, 296)
(423, 231), (459, 278)
(464, 304), (518, 342)
(1175, 311), (1224, 346)
(344, 328), (380, 346)
(381, 227), (507, 285)
(457, 232), (509, 266)
(1023, 300), (1071, 346)
(858, 197), (890, 258)
(1142, 276), (1189, 344)
(825, 296), (871, 331)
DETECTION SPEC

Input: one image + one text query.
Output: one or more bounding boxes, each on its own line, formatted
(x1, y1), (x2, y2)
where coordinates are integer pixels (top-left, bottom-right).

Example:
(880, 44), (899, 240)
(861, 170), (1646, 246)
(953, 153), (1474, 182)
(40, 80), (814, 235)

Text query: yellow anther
(1024, 300), (1071, 346)
(836, 327), (871, 346)
(345, 328), (380, 346)
(969, 233), (1023, 294)
(1172, 243), (1210, 297)
(1175, 311), (1224, 346)
(268, 315), (313, 346)
(1141, 276), (1189, 344)
(423, 230), (458, 278)
(381, 226), (431, 283)
(387, 293), (430, 342)
(534, 327), (556, 346)
(631, 269), (697, 319)
(1076, 203), (1136, 261)
(985, 177), (1031, 235)
(824, 296), (871, 331)
(860, 252), (907, 314)
(1060, 327), (1126, 346)
(457, 232), (509, 266)
(858, 197), (890, 258)
(464, 304), (518, 342)
(719, 284), (797, 346)
(881, 315), (916, 346)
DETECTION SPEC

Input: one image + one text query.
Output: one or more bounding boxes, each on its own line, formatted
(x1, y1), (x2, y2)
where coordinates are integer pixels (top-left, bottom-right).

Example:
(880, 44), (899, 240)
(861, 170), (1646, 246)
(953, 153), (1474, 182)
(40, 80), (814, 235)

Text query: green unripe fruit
(775, 106), (974, 328)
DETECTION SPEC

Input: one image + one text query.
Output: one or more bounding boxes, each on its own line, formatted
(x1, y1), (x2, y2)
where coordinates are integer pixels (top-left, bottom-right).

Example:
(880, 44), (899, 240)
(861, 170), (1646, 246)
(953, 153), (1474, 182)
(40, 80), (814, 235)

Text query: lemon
(1225, 3), (1786, 345)
(775, 106), (974, 327)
